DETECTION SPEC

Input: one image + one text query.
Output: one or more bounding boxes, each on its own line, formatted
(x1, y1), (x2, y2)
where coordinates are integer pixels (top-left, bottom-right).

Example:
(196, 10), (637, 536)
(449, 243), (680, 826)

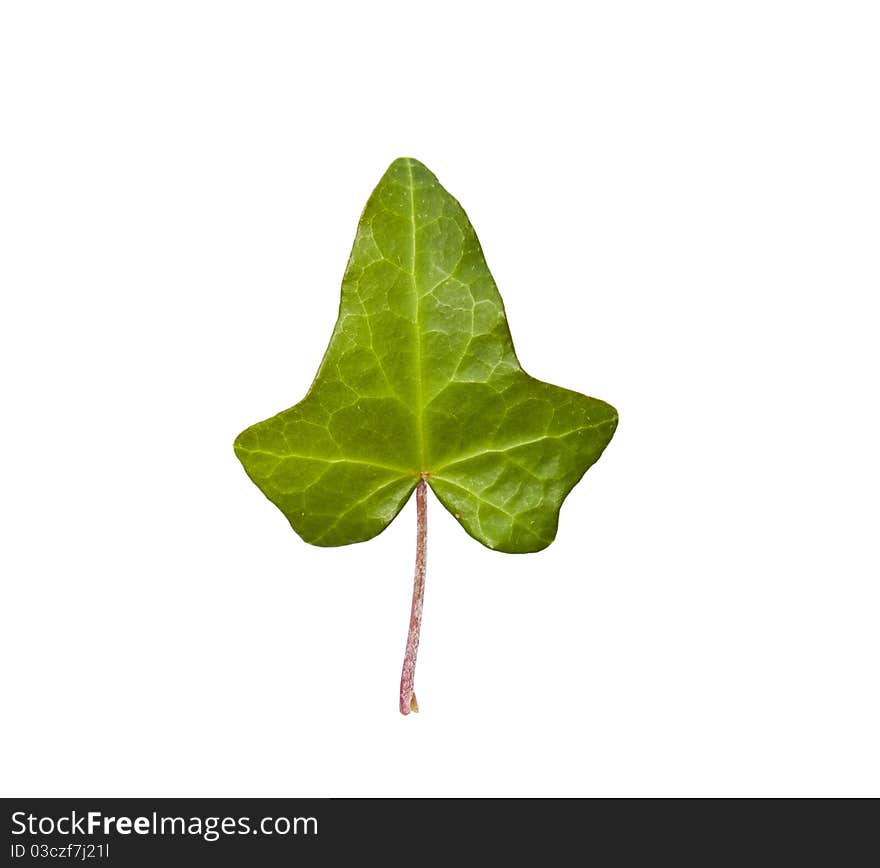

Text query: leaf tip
(385, 156), (436, 186)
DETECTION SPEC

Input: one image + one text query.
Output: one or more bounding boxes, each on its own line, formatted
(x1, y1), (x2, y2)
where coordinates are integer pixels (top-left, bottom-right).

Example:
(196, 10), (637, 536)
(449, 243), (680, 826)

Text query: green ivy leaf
(235, 158), (617, 553)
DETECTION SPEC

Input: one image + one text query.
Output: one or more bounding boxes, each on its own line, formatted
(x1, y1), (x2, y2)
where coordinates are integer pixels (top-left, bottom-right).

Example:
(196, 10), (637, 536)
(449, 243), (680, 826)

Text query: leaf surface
(235, 158), (617, 552)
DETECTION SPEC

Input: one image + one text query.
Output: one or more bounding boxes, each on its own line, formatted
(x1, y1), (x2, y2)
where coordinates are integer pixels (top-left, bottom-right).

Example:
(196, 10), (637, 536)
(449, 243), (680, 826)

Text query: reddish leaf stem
(400, 477), (427, 715)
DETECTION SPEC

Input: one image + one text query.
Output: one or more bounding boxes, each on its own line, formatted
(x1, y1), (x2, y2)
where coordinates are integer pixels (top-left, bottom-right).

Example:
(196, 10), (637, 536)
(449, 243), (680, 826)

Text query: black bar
(2, 797), (875, 865)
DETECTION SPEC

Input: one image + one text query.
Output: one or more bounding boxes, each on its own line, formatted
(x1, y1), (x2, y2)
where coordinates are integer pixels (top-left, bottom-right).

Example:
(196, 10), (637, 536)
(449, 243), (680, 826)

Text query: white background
(2, 2), (878, 797)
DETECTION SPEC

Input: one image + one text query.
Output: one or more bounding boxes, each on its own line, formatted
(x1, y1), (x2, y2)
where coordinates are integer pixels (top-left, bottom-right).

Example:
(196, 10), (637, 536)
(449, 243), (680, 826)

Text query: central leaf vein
(407, 159), (427, 469)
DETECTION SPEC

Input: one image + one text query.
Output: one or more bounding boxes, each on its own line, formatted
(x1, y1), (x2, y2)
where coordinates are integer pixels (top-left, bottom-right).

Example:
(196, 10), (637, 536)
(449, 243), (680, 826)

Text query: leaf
(234, 158), (617, 553)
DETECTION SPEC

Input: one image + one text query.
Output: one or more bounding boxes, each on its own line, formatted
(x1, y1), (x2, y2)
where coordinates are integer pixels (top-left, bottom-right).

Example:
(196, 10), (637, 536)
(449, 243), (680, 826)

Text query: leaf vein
(236, 446), (413, 476)
(431, 425), (609, 473)
(429, 476), (549, 544)
(312, 476), (414, 544)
